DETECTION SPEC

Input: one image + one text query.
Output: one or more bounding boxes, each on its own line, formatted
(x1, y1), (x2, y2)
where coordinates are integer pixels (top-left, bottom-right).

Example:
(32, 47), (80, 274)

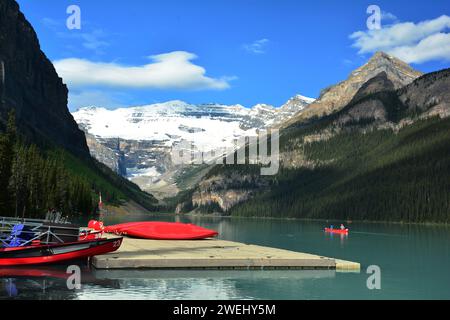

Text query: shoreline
(106, 202), (449, 227)
(144, 211), (450, 227)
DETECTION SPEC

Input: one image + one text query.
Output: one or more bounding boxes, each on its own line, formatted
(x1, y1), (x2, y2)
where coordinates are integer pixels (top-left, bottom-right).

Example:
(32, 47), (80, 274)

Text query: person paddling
(340, 224), (346, 230)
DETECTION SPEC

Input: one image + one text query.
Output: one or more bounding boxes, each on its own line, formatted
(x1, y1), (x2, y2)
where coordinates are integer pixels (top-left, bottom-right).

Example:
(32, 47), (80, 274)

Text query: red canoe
(91, 221), (218, 240)
(0, 238), (122, 267)
(324, 228), (349, 235)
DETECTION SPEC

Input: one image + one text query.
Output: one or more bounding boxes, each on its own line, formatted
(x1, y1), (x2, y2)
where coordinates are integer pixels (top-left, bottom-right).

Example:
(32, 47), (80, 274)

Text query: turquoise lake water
(1, 214), (449, 300)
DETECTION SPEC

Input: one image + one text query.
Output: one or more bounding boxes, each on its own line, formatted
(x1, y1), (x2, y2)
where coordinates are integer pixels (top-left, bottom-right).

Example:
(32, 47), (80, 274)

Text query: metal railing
(0, 216), (81, 248)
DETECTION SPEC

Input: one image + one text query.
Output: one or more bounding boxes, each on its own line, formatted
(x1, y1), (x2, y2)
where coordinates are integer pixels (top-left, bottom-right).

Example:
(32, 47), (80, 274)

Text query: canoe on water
(324, 228), (349, 235)
(0, 237), (123, 267)
(89, 221), (219, 240)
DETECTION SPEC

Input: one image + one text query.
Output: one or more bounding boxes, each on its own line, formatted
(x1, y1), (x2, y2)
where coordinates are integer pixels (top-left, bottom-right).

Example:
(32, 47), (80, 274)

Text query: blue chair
(6, 224), (26, 247)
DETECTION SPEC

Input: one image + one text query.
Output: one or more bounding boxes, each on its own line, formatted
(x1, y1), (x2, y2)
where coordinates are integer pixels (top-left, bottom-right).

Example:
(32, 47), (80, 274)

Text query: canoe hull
(103, 222), (218, 240)
(0, 238), (122, 267)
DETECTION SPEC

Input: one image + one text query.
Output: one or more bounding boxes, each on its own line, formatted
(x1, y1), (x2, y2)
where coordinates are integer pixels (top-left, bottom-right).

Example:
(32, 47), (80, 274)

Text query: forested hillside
(176, 67), (450, 223)
(0, 0), (158, 218)
(231, 116), (450, 222)
(0, 111), (91, 217)
(0, 111), (158, 218)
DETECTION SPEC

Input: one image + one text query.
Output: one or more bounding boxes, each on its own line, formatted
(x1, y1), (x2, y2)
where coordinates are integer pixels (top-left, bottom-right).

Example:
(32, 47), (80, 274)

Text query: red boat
(0, 237), (122, 267)
(90, 220), (218, 240)
(324, 228), (349, 235)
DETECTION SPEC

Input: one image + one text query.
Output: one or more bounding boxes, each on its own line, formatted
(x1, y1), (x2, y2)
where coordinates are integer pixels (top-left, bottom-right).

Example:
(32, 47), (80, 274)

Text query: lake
(1, 214), (449, 300)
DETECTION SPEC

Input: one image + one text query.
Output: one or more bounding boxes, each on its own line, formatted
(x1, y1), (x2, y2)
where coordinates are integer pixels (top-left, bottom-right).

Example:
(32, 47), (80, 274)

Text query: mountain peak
(370, 51), (393, 60)
(288, 94), (316, 105)
(365, 51), (400, 68)
(252, 103), (275, 111)
(352, 52), (422, 84)
(369, 51), (406, 64)
(285, 53), (423, 125)
(352, 51), (423, 75)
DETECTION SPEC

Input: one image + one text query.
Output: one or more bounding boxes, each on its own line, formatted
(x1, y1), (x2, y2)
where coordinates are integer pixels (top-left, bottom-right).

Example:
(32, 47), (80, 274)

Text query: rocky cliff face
(332, 68), (450, 132)
(286, 52), (423, 126)
(332, 72), (396, 127)
(84, 133), (126, 175)
(399, 68), (450, 119)
(189, 174), (268, 213)
(0, 0), (89, 156)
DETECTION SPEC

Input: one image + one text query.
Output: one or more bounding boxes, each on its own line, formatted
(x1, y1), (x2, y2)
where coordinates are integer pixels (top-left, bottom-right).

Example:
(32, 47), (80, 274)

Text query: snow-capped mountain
(72, 96), (314, 198)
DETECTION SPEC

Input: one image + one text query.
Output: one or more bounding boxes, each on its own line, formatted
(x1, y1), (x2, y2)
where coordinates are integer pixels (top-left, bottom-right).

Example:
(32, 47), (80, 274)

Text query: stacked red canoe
(89, 220), (219, 240)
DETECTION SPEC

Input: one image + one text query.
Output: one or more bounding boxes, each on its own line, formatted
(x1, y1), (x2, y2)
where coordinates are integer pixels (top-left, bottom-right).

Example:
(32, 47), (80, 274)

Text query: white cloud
(54, 51), (234, 90)
(381, 11), (398, 23)
(388, 33), (450, 64)
(243, 39), (270, 54)
(350, 15), (450, 63)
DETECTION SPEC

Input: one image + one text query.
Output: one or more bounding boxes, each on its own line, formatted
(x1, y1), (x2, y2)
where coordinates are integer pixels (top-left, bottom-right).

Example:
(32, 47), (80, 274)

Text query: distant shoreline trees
(192, 116), (450, 223)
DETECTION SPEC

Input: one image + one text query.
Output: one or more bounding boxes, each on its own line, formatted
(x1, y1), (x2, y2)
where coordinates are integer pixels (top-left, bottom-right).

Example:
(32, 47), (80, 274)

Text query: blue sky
(17, 0), (450, 110)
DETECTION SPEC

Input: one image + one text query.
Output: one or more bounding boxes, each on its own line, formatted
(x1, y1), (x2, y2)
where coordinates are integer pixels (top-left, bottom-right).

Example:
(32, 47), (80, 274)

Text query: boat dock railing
(0, 216), (80, 247)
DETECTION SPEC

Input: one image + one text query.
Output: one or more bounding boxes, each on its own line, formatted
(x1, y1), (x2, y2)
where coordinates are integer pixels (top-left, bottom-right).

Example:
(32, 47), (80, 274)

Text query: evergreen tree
(0, 110), (16, 215)
(0, 111), (95, 218)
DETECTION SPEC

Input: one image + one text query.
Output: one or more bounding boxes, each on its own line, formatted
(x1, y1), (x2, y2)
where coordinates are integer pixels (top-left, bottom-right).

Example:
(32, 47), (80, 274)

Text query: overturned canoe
(90, 221), (218, 240)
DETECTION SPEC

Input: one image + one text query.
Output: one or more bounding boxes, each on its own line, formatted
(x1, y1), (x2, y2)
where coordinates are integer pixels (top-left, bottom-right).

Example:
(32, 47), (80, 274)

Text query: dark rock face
(399, 68), (450, 118)
(333, 69), (450, 128)
(334, 72), (397, 126)
(351, 72), (395, 103)
(0, 0), (89, 156)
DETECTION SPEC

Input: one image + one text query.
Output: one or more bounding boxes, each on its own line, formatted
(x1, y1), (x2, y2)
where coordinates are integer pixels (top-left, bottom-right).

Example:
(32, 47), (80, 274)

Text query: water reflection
(82, 270), (335, 300)
(0, 266), (335, 300)
(0, 266), (79, 300)
(0, 265), (119, 300)
(324, 232), (349, 247)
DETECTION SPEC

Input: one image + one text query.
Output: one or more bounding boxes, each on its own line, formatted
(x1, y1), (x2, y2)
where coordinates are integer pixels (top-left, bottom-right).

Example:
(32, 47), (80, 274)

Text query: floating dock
(92, 237), (360, 272)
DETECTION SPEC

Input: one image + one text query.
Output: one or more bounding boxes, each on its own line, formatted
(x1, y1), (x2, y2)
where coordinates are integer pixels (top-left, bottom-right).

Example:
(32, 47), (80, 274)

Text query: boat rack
(0, 216), (81, 248)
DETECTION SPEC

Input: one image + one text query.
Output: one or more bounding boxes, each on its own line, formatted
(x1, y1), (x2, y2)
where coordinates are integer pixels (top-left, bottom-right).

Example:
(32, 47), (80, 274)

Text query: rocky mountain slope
(0, 0), (89, 156)
(285, 52), (423, 126)
(72, 96), (314, 198)
(176, 54), (450, 223)
(0, 0), (157, 212)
